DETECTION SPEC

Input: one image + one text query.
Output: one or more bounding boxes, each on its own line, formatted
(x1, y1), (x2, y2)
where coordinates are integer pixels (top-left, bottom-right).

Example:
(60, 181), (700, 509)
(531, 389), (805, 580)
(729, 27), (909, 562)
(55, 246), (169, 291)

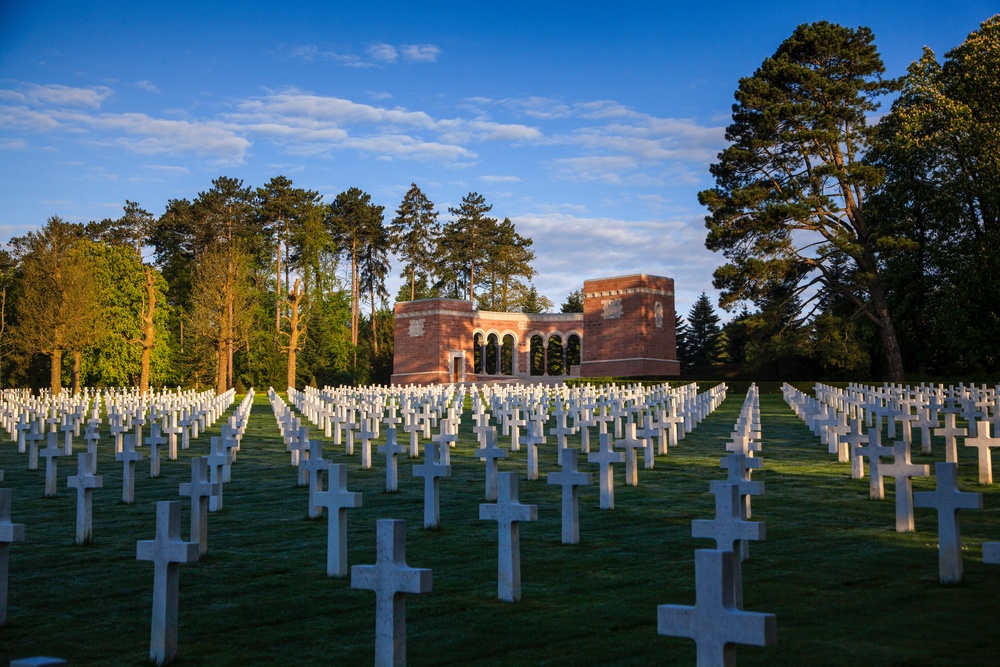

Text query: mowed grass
(1, 391), (998, 666)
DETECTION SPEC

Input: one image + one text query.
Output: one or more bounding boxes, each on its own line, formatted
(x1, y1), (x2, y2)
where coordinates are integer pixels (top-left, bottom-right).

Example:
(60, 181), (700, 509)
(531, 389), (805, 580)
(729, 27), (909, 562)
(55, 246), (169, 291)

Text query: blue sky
(0, 1), (995, 316)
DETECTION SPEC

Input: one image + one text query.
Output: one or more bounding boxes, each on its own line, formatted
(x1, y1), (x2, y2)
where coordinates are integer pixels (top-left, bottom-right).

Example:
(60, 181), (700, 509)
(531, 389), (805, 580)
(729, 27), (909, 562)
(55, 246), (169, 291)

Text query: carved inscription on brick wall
(602, 298), (623, 320)
(655, 302), (663, 328)
(409, 318), (425, 337)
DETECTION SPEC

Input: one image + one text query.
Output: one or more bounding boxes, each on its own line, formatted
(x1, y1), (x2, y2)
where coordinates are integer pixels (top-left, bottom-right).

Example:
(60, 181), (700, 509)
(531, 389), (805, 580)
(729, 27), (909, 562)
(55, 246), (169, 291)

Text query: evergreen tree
(686, 292), (722, 367)
(561, 289), (584, 313)
(390, 183), (440, 302)
(441, 192), (497, 302)
(674, 310), (692, 371)
(699, 21), (905, 380)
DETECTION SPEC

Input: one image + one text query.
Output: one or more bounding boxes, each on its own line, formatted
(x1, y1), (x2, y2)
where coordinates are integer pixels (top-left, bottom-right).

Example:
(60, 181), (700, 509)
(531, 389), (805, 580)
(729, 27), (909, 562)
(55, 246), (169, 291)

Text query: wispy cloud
(135, 80), (160, 94)
(368, 42), (398, 63)
(401, 44), (441, 62)
(515, 210), (718, 313)
(0, 83), (112, 108)
(291, 42), (442, 67)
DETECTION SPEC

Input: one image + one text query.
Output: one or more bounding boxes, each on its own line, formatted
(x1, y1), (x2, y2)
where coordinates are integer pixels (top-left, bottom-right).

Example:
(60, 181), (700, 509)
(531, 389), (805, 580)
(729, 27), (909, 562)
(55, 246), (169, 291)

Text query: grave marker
(913, 462), (983, 583)
(351, 519), (432, 667)
(178, 458), (219, 556)
(315, 463), (362, 577)
(66, 452), (103, 544)
(136, 501), (199, 665)
(546, 449), (592, 544)
(479, 472), (538, 601)
(657, 549), (777, 667)
(0, 488), (26, 627)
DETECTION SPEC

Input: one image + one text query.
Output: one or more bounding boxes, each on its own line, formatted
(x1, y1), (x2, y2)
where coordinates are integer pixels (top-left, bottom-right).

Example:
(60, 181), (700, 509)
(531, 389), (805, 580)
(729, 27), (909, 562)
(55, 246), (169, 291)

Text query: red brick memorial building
(391, 274), (680, 385)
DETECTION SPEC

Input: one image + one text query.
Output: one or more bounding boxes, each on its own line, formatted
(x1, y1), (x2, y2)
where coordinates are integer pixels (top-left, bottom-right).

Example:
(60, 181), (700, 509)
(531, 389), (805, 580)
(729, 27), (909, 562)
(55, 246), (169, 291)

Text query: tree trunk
(275, 239), (282, 335)
(140, 267), (155, 396)
(286, 279), (303, 390)
(71, 349), (81, 395)
(371, 289), (378, 356)
(869, 281), (905, 382)
(50, 348), (62, 396)
(216, 343), (227, 395)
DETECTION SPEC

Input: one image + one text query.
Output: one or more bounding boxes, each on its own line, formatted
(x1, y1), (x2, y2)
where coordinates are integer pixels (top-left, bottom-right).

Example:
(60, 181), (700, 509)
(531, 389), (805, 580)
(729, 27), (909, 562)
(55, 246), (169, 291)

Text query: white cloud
(2, 83), (113, 108)
(514, 210), (719, 314)
(368, 42), (399, 63)
(290, 44), (372, 68)
(401, 44), (441, 62)
(135, 80), (160, 94)
(0, 138), (28, 149)
(368, 91), (393, 101)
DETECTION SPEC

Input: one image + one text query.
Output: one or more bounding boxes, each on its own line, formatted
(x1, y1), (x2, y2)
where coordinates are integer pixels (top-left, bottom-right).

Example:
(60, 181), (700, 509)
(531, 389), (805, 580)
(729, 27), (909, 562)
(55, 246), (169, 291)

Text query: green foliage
(391, 183), (440, 302)
(867, 15), (1000, 376)
(700, 20), (905, 380)
(686, 292), (725, 366)
(560, 289), (584, 313)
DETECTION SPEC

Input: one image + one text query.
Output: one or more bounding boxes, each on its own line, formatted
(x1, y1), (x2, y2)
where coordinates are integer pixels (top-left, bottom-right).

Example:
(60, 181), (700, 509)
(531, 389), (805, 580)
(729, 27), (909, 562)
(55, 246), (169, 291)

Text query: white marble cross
(41, 434), (62, 497)
(588, 433), (625, 509)
(116, 434), (143, 504)
(880, 440), (931, 532)
(694, 483), (766, 562)
(136, 501), (199, 665)
(914, 462), (983, 583)
(178, 457), (219, 556)
(473, 427), (507, 501)
(300, 435), (327, 517)
(840, 418), (869, 479)
(479, 472), (538, 601)
(657, 549), (777, 666)
(856, 429), (893, 499)
(520, 421), (545, 481)
(378, 427), (406, 493)
(0, 488), (26, 627)
(934, 412), (966, 464)
(351, 519), (432, 667)
(145, 422), (167, 478)
(964, 420), (999, 484)
(413, 441), (451, 529)
(546, 449), (592, 544)
(617, 422), (645, 486)
(206, 436), (231, 511)
(315, 463), (362, 577)
(66, 452), (103, 545)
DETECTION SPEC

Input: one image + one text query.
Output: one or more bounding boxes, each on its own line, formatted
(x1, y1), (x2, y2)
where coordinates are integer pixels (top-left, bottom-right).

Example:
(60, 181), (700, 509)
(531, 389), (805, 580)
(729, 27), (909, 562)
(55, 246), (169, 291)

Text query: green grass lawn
(1, 391), (998, 665)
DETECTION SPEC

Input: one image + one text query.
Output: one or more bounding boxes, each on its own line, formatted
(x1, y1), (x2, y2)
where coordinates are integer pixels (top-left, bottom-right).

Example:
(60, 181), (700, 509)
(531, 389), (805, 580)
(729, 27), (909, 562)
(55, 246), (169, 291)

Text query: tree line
(699, 15), (1000, 381)
(0, 180), (548, 394)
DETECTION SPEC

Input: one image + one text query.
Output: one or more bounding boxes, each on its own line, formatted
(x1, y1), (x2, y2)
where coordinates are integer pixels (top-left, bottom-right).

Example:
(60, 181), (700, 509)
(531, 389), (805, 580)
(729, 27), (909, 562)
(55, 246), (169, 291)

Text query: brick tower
(580, 274), (679, 377)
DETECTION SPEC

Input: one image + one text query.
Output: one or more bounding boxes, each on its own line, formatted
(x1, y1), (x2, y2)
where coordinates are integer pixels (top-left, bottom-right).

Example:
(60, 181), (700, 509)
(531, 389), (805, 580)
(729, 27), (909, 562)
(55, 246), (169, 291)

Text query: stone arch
(473, 331), (486, 373)
(566, 331), (582, 373)
(529, 333), (546, 376)
(501, 332), (517, 376)
(546, 332), (565, 376)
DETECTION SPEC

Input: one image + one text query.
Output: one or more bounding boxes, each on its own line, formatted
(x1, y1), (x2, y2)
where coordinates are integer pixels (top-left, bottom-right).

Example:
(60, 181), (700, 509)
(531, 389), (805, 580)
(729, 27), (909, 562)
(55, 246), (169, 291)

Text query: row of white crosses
(0, 387), (249, 664)
(133, 389), (254, 665)
(783, 382), (1000, 582)
(659, 384), (777, 665)
(265, 380), (729, 664)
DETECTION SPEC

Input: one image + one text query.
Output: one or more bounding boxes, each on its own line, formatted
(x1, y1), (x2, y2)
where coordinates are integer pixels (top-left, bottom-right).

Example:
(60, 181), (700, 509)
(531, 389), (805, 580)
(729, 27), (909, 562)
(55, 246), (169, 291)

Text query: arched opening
(485, 333), (500, 375)
(566, 333), (581, 373)
(501, 334), (515, 375)
(473, 332), (484, 373)
(530, 334), (546, 376)
(547, 334), (564, 376)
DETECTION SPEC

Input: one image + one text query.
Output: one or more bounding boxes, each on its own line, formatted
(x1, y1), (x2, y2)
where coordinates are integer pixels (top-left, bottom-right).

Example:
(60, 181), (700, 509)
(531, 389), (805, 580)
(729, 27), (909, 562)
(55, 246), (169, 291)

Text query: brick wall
(580, 274), (680, 377)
